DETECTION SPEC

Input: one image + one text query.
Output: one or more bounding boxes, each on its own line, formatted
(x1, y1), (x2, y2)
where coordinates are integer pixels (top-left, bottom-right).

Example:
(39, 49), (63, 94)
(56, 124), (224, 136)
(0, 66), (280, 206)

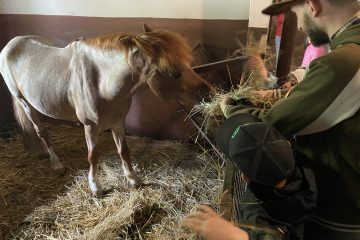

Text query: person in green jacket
(183, 0), (360, 239)
(184, 112), (317, 240)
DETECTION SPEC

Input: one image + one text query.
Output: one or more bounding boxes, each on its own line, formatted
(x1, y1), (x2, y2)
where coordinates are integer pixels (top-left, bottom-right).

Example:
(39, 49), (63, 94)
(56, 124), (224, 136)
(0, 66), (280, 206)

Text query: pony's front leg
(111, 127), (142, 187)
(84, 125), (103, 196)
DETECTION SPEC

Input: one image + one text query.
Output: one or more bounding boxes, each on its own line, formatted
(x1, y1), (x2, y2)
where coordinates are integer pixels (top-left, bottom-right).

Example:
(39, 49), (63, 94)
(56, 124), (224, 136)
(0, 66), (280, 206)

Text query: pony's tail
(12, 96), (45, 155)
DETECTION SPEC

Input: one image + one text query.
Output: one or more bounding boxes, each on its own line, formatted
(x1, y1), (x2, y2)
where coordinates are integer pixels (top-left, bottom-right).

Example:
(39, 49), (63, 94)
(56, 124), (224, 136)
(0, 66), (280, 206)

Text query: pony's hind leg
(13, 96), (47, 156)
(16, 98), (65, 175)
(84, 125), (103, 196)
(111, 126), (142, 187)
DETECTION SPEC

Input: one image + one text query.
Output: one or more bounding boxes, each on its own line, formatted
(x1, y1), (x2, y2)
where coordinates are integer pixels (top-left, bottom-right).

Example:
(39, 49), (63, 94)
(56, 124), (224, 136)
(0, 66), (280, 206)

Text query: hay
(234, 34), (276, 90)
(0, 124), (224, 239)
(188, 86), (251, 135)
(189, 34), (278, 134)
(189, 85), (274, 138)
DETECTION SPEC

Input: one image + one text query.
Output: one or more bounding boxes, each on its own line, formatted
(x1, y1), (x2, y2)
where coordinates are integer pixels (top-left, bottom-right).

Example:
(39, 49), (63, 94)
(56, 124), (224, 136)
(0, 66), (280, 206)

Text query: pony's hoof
(128, 175), (142, 188)
(54, 166), (66, 176)
(89, 178), (103, 197)
(92, 189), (104, 198)
(37, 152), (50, 159)
(91, 188), (114, 198)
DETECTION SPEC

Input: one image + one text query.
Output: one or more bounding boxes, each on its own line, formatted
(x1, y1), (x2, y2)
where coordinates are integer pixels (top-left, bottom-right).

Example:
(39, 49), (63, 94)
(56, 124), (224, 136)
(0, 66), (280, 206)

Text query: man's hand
(219, 96), (235, 114)
(251, 90), (275, 100)
(182, 205), (249, 240)
(247, 55), (268, 79)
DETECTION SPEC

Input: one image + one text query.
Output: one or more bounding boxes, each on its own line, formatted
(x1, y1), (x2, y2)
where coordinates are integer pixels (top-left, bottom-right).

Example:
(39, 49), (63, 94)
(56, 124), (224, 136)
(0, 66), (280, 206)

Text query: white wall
(249, 0), (272, 28)
(0, 0), (250, 20)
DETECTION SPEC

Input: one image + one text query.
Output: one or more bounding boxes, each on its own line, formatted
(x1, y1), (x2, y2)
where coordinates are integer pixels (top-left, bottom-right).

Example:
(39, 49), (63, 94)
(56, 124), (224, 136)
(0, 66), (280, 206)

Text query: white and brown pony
(0, 25), (213, 196)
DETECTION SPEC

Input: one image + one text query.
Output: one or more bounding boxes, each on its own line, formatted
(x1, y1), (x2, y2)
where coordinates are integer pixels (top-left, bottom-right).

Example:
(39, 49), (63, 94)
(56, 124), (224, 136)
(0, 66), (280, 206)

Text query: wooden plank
(219, 159), (235, 221)
(276, 11), (297, 83)
(192, 56), (249, 74)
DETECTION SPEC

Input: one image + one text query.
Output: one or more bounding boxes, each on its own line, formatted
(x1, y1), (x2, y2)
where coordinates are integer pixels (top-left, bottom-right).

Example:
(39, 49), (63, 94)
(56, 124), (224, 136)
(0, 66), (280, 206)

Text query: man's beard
(304, 13), (330, 46)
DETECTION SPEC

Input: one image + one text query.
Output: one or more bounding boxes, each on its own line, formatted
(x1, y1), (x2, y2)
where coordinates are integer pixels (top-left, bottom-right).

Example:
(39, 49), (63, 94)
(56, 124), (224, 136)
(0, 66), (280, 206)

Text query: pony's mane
(83, 30), (193, 73)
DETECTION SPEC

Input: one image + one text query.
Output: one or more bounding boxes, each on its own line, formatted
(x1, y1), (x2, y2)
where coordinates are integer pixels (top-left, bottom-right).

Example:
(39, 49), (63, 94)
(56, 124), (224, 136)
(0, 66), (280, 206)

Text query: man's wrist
(229, 227), (249, 240)
(220, 105), (232, 117)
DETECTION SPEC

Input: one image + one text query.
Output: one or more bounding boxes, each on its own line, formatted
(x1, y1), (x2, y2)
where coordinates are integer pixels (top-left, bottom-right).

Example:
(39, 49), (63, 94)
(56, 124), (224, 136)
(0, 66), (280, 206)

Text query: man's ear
(306, 0), (322, 17)
(143, 24), (152, 32)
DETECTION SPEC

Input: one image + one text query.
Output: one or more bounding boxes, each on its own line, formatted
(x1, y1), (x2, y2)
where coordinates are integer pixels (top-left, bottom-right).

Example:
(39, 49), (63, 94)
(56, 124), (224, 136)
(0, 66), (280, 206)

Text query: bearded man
(183, 1), (360, 239)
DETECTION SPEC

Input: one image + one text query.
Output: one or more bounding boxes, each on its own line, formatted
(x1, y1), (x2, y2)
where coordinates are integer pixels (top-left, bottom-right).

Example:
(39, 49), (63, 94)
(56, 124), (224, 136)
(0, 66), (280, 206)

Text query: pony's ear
(143, 24), (152, 33)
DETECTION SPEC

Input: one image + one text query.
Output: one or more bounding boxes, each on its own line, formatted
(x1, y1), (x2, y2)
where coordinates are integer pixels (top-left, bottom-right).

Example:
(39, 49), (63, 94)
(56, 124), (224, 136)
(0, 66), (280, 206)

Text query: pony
(0, 25), (213, 196)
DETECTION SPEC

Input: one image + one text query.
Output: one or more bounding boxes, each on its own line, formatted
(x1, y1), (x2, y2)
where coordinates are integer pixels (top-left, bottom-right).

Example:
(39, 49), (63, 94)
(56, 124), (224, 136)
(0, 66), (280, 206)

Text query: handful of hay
(191, 86), (253, 118)
(189, 85), (274, 137)
(189, 32), (280, 135)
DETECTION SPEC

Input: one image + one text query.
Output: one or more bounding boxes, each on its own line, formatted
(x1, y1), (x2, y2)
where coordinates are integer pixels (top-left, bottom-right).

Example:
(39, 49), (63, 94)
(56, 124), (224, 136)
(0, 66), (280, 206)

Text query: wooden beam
(276, 11), (297, 83)
(220, 159), (235, 220)
(192, 56), (249, 74)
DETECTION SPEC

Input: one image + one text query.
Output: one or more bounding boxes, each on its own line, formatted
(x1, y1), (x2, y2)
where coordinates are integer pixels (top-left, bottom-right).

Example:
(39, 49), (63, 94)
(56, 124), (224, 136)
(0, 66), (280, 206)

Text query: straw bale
(0, 124), (223, 239)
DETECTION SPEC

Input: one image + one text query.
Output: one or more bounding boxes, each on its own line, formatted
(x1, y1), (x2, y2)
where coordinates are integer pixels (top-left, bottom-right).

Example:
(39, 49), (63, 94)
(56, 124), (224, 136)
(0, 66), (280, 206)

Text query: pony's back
(0, 36), (55, 82)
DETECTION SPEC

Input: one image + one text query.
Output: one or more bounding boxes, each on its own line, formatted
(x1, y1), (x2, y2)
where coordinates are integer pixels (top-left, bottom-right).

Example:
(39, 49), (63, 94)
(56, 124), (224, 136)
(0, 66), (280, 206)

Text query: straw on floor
(0, 124), (224, 240)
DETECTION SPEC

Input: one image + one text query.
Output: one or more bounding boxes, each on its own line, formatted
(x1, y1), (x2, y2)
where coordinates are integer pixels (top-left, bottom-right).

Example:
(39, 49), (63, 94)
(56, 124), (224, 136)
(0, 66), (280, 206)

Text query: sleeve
(236, 189), (289, 240)
(289, 68), (306, 83)
(224, 53), (356, 138)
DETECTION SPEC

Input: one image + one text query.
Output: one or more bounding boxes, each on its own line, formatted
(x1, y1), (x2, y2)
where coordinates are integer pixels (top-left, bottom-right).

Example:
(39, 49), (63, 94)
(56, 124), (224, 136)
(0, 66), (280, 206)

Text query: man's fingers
(197, 205), (217, 216)
(181, 217), (203, 232)
(186, 210), (211, 221)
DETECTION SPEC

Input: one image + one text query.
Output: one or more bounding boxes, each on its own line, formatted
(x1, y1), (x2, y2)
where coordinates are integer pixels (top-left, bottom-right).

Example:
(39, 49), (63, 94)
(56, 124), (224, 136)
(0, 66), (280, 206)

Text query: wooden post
(219, 159), (235, 220)
(276, 11), (297, 84)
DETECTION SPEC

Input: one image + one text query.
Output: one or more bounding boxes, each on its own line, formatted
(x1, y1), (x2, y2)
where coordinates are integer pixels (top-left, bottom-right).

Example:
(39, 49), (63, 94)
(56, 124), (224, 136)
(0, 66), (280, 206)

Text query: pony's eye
(171, 71), (181, 79)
